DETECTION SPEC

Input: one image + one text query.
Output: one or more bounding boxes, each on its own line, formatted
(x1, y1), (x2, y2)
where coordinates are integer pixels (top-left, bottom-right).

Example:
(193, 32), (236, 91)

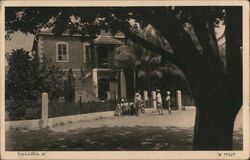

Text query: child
(156, 89), (163, 115)
(134, 92), (142, 103)
(134, 91), (142, 116)
(120, 99), (127, 116)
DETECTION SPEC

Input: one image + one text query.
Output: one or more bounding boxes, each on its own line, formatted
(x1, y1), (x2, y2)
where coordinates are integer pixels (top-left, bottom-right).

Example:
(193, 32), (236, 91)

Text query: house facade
(32, 31), (127, 102)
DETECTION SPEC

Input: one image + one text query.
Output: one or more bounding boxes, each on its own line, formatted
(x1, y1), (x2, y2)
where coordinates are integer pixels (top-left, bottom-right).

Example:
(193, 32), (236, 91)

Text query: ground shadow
(6, 125), (242, 151)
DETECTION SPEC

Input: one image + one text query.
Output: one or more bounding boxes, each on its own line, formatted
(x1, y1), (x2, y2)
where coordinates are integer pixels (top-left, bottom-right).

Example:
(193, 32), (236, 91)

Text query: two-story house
(32, 30), (127, 102)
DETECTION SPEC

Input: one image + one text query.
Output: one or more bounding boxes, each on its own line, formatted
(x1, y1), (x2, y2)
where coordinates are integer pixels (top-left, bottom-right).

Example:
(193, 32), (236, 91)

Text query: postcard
(1, 0), (249, 159)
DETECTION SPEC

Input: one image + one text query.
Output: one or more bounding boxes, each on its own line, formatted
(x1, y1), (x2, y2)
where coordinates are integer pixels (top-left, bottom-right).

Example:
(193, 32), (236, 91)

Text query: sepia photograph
(1, 1), (249, 159)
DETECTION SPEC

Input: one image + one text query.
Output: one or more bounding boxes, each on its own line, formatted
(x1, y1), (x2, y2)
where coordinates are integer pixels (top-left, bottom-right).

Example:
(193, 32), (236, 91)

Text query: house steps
(74, 72), (99, 101)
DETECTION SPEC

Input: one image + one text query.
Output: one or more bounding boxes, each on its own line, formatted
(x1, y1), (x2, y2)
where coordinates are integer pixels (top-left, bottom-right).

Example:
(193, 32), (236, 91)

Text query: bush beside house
(5, 49), (40, 120)
(5, 49), (64, 120)
(5, 49), (116, 121)
(5, 98), (41, 121)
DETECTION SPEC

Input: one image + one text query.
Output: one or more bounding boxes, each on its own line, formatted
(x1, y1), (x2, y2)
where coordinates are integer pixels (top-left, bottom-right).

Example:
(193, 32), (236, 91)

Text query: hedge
(5, 100), (117, 121)
(48, 101), (116, 118)
(5, 99), (41, 121)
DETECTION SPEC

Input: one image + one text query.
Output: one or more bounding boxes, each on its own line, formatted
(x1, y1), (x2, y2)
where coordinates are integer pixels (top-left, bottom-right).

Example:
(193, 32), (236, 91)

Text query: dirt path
(51, 108), (242, 132)
(51, 109), (197, 132)
(6, 109), (243, 151)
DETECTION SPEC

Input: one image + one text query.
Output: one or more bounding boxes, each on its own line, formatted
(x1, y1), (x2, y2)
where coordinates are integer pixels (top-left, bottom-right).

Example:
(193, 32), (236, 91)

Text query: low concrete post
(92, 68), (98, 98)
(176, 90), (182, 111)
(151, 91), (157, 109)
(120, 70), (126, 98)
(42, 92), (48, 128)
(143, 90), (149, 108)
(115, 94), (118, 104)
(107, 91), (111, 101)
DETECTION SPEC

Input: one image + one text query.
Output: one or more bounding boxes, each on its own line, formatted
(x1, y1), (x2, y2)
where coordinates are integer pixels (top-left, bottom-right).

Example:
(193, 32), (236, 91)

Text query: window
(56, 42), (69, 62)
(83, 43), (91, 63)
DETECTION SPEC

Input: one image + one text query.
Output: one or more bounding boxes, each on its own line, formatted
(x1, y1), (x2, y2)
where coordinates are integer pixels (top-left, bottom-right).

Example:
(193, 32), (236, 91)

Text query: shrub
(6, 99), (117, 121)
(38, 56), (65, 100)
(5, 49), (39, 101)
(5, 49), (65, 119)
(5, 98), (41, 121)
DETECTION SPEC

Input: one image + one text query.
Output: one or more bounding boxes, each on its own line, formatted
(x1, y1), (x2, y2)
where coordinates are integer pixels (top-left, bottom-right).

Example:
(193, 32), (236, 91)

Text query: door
(98, 78), (109, 100)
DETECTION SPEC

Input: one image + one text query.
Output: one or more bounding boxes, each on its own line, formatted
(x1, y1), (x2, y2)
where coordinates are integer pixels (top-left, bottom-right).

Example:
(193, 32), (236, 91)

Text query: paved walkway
(5, 108), (243, 151)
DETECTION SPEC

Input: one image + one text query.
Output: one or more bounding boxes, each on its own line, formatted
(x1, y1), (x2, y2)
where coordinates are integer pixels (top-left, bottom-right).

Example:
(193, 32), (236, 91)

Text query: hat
(156, 89), (160, 92)
(167, 91), (171, 94)
(136, 93), (140, 96)
(121, 99), (125, 102)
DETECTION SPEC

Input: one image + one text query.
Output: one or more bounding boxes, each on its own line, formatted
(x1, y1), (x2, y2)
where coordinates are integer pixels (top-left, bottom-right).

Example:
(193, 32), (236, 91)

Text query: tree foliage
(37, 56), (65, 100)
(6, 49), (39, 101)
(6, 49), (65, 119)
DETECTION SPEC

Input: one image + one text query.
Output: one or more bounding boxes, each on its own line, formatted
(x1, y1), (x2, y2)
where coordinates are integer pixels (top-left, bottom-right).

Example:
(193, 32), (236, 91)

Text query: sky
(5, 31), (34, 54)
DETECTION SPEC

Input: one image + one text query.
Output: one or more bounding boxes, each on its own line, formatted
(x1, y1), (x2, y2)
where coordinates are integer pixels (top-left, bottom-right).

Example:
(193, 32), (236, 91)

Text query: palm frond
(150, 69), (163, 79)
(159, 63), (186, 80)
(137, 70), (146, 78)
(148, 55), (161, 65)
(114, 44), (137, 67)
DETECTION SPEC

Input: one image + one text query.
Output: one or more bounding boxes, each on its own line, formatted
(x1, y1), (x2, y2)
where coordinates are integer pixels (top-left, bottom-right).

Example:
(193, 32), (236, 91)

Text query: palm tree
(136, 51), (162, 91)
(134, 25), (185, 92)
(114, 24), (188, 98)
(113, 44), (137, 98)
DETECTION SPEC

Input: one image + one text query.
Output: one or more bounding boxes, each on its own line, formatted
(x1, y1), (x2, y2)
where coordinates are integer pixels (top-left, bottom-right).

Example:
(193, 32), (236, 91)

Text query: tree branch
(115, 22), (179, 66)
(139, 8), (203, 67)
(190, 8), (225, 73)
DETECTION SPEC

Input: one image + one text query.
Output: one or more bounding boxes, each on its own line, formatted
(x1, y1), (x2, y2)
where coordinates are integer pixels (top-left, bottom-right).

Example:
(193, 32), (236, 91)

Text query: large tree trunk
(193, 109), (234, 150)
(193, 7), (242, 150)
(193, 101), (239, 150)
(189, 67), (236, 150)
(127, 7), (242, 150)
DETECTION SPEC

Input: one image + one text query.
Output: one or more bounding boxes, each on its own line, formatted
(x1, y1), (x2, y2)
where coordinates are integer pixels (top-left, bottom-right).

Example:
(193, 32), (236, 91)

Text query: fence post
(143, 90), (149, 108)
(42, 92), (48, 128)
(151, 91), (157, 109)
(120, 70), (126, 98)
(92, 68), (98, 98)
(176, 90), (183, 111)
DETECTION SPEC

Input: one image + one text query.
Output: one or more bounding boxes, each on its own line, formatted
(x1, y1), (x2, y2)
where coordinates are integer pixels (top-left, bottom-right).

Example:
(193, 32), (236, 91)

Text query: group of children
(114, 89), (172, 117)
(117, 97), (143, 116)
